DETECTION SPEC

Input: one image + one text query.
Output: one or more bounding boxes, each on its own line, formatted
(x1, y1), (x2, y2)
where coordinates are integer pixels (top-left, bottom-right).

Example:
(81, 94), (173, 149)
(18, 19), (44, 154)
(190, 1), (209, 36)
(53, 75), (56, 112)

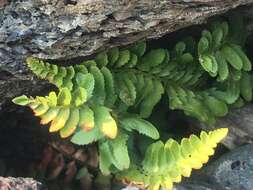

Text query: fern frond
(198, 19), (251, 81)
(13, 88), (117, 139)
(99, 133), (130, 173)
(117, 128), (228, 190)
(166, 84), (231, 124)
(119, 117), (160, 140)
(14, 17), (251, 135)
(12, 15), (250, 185)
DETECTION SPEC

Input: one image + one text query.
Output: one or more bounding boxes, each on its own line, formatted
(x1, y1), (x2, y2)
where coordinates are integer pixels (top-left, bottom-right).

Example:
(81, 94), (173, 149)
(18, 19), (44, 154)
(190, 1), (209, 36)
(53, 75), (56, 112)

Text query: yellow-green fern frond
(117, 128), (228, 190)
(12, 88), (118, 140)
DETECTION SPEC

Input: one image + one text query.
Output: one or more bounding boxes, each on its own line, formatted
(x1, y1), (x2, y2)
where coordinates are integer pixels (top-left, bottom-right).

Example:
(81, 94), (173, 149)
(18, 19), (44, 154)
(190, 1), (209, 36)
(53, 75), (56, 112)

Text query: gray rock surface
(197, 144), (253, 190)
(173, 183), (214, 190)
(1, 0), (253, 107)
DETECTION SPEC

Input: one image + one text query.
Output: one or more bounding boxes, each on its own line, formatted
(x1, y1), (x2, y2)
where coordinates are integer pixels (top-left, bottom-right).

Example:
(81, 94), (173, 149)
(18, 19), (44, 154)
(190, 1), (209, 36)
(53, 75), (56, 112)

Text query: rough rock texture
(195, 104), (253, 149)
(0, 177), (43, 190)
(1, 0), (253, 107)
(197, 144), (253, 190)
(1, 1), (253, 190)
(173, 183), (214, 190)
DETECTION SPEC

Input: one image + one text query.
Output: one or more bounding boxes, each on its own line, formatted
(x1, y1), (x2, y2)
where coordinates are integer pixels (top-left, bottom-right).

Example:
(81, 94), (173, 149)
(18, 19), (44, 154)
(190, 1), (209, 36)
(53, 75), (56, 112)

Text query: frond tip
(117, 128), (228, 190)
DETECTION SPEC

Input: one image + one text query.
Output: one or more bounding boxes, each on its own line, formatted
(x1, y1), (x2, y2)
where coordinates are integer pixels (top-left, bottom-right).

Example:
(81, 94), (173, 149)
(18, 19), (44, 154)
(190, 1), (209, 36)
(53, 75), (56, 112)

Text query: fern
(116, 128), (228, 190)
(12, 15), (252, 189)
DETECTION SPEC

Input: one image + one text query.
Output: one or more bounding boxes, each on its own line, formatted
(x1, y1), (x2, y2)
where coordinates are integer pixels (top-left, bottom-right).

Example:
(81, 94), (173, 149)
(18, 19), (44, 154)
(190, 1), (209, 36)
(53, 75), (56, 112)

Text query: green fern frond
(119, 117), (160, 140)
(117, 128), (228, 190)
(14, 16), (251, 135)
(198, 19), (251, 81)
(99, 133), (130, 174)
(12, 15), (250, 188)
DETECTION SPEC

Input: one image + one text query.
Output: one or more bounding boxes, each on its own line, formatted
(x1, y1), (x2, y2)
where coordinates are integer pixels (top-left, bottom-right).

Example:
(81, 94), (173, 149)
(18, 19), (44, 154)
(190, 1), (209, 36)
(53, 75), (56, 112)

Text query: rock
(194, 104), (253, 149)
(173, 183), (214, 190)
(198, 144), (253, 190)
(0, 177), (43, 190)
(0, 1), (253, 107)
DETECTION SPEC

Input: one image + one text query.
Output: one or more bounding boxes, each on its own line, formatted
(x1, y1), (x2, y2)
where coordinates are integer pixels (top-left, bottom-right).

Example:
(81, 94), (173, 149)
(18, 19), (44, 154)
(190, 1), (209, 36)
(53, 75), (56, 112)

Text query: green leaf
(136, 77), (153, 105)
(221, 45), (243, 70)
(101, 67), (117, 107)
(229, 44), (251, 71)
(78, 105), (95, 131)
(115, 50), (131, 68)
(74, 65), (88, 74)
(180, 53), (193, 64)
(135, 74), (145, 101)
(119, 74), (137, 106)
(175, 42), (186, 55)
(225, 79), (241, 104)
(99, 141), (112, 175)
(58, 66), (67, 78)
(12, 95), (30, 106)
(215, 51), (229, 81)
(199, 55), (217, 75)
(108, 47), (119, 65)
(208, 55), (218, 77)
(65, 66), (75, 79)
(108, 134), (130, 170)
(230, 68), (242, 81)
(52, 67), (66, 87)
(71, 127), (102, 145)
(212, 27), (223, 48)
(220, 21), (229, 40)
(140, 49), (166, 69)
(231, 97), (245, 108)
(140, 80), (164, 118)
(130, 41), (146, 57)
(202, 30), (213, 46)
(198, 37), (209, 54)
(204, 95), (228, 117)
(62, 67), (75, 90)
(126, 53), (138, 68)
(199, 55), (212, 72)
(72, 87), (87, 106)
(76, 73), (95, 99)
(47, 92), (57, 107)
(60, 107), (79, 138)
(89, 66), (105, 104)
(93, 106), (118, 139)
(120, 117), (160, 139)
(57, 88), (72, 106)
(143, 141), (163, 172)
(95, 52), (108, 67)
(240, 72), (252, 101)
(82, 60), (96, 67)
(46, 64), (58, 81)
